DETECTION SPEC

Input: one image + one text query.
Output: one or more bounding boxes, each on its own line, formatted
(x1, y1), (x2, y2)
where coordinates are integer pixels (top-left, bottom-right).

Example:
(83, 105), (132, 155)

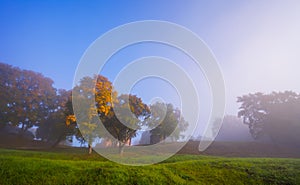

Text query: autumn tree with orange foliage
(67, 75), (150, 154)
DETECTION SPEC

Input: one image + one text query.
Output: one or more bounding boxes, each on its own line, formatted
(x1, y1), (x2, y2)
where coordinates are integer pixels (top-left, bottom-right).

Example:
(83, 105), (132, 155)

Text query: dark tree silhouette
(36, 90), (77, 147)
(0, 63), (57, 136)
(237, 91), (300, 146)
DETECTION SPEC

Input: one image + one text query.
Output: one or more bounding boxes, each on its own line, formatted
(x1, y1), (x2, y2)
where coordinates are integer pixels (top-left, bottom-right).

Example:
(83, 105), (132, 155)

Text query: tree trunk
(51, 135), (63, 148)
(51, 128), (66, 148)
(119, 142), (125, 156)
(88, 144), (93, 154)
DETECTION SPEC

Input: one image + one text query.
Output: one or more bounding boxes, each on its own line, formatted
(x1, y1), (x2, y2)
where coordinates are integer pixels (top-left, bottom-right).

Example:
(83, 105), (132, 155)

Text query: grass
(0, 148), (300, 185)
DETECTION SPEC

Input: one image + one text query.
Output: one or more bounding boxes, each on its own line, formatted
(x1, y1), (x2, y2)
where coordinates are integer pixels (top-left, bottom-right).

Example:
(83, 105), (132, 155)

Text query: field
(0, 147), (300, 185)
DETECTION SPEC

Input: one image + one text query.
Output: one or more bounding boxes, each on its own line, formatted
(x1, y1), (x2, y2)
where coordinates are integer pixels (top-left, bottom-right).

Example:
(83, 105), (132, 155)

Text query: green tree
(148, 103), (188, 144)
(71, 76), (112, 154)
(101, 94), (150, 155)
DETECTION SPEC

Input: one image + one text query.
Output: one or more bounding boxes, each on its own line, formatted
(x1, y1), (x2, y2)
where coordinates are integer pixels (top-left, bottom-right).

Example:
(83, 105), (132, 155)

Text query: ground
(0, 142), (300, 184)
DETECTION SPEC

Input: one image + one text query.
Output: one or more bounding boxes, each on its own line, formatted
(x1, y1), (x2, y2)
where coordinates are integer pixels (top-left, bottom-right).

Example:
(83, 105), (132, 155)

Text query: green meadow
(0, 148), (299, 185)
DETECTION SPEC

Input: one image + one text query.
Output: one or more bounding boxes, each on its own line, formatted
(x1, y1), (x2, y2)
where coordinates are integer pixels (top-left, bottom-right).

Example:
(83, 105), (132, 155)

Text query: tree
(36, 90), (77, 147)
(0, 62), (57, 137)
(0, 63), (17, 127)
(70, 76), (114, 154)
(101, 94), (150, 155)
(237, 91), (300, 146)
(69, 75), (150, 155)
(148, 103), (188, 144)
(212, 115), (252, 141)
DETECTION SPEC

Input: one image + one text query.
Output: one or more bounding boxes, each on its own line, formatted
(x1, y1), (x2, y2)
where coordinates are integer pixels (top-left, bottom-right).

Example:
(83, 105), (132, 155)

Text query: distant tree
(237, 91), (300, 146)
(139, 131), (151, 145)
(212, 115), (253, 141)
(148, 103), (188, 144)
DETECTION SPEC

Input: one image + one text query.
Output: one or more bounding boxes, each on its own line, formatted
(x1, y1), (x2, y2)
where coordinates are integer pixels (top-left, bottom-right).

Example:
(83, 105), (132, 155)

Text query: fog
(198, 1), (300, 114)
(214, 115), (253, 142)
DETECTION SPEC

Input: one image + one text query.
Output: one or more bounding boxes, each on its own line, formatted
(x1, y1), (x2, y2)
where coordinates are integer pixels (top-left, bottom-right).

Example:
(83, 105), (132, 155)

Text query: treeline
(0, 62), (188, 154)
(2, 62), (299, 153)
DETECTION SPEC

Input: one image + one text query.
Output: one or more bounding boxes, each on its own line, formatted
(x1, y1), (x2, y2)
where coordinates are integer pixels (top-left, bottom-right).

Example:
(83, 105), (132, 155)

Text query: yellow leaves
(94, 75), (118, 116)
(66, 115), (76, 126)
(99, 105), (110, 115)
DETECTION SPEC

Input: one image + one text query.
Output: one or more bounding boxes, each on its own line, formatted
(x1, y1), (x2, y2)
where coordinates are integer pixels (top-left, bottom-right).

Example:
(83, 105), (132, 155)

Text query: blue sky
(0, 0), (238, 88)
(1, 0), (300, 118)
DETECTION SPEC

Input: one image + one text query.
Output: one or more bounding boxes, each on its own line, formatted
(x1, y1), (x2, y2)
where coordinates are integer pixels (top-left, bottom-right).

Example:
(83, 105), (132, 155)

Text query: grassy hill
(0, 148), (300, 185)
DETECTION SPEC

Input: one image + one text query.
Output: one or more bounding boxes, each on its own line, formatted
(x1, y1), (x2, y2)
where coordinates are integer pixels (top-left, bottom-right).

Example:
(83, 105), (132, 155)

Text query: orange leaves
(65, 115), (76, 126)
(94, 75), (117, 116)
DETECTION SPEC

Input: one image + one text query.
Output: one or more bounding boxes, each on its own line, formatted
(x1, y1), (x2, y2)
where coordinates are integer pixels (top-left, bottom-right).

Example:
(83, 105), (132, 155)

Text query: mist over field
(1, 0), (300, 184)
